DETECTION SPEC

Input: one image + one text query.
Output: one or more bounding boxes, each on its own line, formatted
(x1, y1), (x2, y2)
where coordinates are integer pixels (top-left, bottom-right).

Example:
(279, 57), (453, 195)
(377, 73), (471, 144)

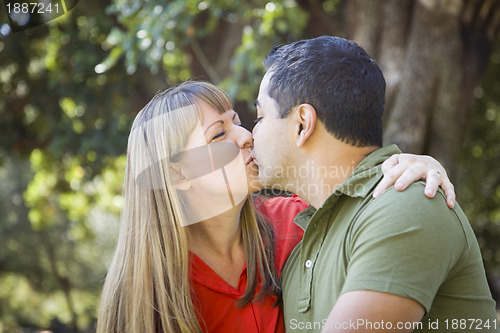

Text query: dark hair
(263, 36), (386, 147)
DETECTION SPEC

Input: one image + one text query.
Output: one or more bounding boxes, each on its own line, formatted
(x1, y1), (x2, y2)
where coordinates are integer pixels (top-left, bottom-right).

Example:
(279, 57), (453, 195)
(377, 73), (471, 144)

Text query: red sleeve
(255, 195), (308, 274)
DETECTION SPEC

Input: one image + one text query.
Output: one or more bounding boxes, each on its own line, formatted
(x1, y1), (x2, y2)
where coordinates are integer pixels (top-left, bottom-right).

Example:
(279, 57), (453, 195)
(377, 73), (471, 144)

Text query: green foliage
(458, 43), (500, 275)
(0, 0), (133, 330)
(105, 0), (309, 105)
(221, 1), (309, 105)
(0, 150), (121, 331)
(0, 1), (138, 166)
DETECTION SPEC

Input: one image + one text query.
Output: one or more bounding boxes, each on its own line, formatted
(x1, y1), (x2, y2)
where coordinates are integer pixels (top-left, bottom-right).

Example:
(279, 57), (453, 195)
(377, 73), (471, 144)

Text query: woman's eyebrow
(205, 111), (239, 134)
(204, 120), (224, 134)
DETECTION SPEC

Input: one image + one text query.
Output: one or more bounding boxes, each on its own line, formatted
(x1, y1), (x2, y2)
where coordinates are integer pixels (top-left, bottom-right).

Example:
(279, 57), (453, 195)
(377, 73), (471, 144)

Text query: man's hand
(322, 290), (425, 333)
(373, 153), (455, 208)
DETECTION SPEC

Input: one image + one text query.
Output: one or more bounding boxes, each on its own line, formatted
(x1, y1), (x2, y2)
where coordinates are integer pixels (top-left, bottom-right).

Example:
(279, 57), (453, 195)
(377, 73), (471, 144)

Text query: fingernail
(425, 188), (433, 196)
(373, 190), (380, 198)
(395, 181), (403, 190)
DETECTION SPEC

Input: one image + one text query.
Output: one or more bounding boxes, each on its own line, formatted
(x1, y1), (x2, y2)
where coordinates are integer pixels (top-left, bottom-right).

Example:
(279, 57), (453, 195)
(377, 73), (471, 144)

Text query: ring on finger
(432, 169), (441, 177)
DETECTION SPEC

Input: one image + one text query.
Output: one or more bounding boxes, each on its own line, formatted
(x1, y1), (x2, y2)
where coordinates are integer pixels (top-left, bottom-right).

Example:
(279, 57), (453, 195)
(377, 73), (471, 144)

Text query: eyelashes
(211, 131), (225, 141)
(210, 122), (244, 142)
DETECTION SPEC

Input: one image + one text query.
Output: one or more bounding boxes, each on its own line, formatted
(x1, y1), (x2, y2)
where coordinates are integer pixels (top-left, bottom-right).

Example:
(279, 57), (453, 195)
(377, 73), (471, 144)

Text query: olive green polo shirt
(282, 145), (499, 332)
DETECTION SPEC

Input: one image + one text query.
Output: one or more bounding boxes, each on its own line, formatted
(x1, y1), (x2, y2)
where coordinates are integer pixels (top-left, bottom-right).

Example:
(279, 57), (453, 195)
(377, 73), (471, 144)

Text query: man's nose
(252, 122), (258, 136)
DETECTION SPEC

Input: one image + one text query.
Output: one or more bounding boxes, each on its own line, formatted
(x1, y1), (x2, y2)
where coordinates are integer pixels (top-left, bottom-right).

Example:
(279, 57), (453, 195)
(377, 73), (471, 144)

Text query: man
(252, 36), (499, 332)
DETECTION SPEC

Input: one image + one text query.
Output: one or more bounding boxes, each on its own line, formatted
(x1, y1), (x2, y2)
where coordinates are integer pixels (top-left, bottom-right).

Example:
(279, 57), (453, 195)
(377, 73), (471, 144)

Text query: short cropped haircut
(263, 36), (386, 147)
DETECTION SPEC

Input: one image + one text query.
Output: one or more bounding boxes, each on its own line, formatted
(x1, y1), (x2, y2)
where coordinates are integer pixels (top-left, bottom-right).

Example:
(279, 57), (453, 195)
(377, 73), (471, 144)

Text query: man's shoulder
(363, 181), (465, 222)
(374, 180), (444, 207)
(350, 181), (470, 245)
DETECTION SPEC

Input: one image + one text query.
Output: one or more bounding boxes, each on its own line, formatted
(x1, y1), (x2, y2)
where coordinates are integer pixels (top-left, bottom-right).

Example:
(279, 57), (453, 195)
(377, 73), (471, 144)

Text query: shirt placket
(241, 302), (260, 332)
(297, 208), (332, 313)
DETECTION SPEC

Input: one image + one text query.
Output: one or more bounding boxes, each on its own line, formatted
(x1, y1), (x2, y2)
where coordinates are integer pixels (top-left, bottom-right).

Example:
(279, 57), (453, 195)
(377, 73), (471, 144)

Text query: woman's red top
(190, 195), (308, 332)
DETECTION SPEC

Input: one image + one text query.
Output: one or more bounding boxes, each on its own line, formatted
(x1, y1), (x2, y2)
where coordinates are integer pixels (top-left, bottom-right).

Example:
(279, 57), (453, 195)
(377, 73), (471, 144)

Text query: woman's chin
(247, 176), (263, 194)
(245, 164), (263, 193)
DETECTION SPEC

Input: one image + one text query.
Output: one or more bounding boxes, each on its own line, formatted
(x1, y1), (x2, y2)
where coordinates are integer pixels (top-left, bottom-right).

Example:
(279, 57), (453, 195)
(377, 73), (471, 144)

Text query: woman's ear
(169, 164), (192, 191)
(296, 103), (317, 147)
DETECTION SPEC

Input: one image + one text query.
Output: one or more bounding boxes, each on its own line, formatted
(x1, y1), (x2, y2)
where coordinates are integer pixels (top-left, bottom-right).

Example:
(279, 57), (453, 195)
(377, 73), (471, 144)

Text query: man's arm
(322, 291), (424, 333)
(320, 184), (465, 333)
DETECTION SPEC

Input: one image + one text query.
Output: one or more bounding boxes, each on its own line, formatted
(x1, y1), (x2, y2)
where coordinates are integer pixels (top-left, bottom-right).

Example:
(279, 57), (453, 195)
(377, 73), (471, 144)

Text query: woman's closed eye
(211, 131), (225, 141)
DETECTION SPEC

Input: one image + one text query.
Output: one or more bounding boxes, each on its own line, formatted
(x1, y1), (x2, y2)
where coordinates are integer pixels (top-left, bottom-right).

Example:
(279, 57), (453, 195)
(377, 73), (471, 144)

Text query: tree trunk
(186, 16), (244, 84)
(341, 0), (500, 178)
(43, 237), (80, 333)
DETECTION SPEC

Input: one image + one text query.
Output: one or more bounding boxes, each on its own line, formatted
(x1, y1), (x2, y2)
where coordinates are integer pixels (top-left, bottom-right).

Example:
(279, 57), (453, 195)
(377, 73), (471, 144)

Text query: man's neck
(295, 144), (379, 209)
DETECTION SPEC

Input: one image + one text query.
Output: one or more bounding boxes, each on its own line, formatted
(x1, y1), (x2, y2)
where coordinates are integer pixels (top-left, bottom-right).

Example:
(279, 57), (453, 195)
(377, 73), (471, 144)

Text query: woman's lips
(245, 155), (255, 166)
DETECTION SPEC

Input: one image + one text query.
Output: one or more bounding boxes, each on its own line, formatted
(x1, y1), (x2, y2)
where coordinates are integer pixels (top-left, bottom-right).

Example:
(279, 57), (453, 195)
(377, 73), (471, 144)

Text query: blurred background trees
(0, 0), (499, 331)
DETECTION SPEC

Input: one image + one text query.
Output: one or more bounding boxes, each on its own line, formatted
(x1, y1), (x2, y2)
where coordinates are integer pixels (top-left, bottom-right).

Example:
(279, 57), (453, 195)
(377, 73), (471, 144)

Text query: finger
(423, 170), (441, 198)
(441, 181), (456, 208)
(373, 163), (408, 198)
(381, 154), (400, 175)
(393, 161), (435, 191)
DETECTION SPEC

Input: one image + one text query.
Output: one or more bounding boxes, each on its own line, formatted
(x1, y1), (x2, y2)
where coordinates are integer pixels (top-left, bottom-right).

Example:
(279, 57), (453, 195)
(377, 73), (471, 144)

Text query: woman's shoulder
(255, 194), (309, 222)
(254, 194), (308, 271)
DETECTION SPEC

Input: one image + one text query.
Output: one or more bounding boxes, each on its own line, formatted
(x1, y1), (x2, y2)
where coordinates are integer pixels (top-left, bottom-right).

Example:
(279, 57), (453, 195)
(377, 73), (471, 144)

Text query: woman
(96, 81), (454, 333)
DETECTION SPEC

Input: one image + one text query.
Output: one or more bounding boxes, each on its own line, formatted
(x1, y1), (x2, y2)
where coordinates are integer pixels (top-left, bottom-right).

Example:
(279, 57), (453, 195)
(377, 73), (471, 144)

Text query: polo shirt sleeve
(341, 182), (468, 312)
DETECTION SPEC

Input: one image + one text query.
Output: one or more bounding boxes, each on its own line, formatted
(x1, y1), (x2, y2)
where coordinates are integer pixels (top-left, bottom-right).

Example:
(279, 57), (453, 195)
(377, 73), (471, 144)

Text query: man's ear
(295, 103), (317, 147)
(169, 164), (192, 191)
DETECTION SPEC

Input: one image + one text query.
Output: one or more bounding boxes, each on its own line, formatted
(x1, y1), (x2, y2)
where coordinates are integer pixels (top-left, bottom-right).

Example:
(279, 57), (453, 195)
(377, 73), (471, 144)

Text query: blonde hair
(97, 82), (279, 333)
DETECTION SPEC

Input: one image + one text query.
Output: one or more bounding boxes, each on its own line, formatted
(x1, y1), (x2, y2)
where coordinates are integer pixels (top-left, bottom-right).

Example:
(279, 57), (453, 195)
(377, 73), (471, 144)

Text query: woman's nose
(234, 124), (253, 149)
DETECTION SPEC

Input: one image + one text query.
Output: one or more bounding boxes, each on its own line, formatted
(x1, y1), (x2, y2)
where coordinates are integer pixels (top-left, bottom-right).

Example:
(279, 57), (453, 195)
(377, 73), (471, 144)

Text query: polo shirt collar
(293, 205), (315, 230)
(293, 144), (402, 230)
(333, 144), (401, 199)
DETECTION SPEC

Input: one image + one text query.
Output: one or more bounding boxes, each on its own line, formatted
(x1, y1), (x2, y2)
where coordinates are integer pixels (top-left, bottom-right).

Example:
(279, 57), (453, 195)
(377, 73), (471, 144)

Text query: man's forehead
(256, 81), (281, 117)
(259, 70), (272, 92)
(256, 73), (272, 105)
